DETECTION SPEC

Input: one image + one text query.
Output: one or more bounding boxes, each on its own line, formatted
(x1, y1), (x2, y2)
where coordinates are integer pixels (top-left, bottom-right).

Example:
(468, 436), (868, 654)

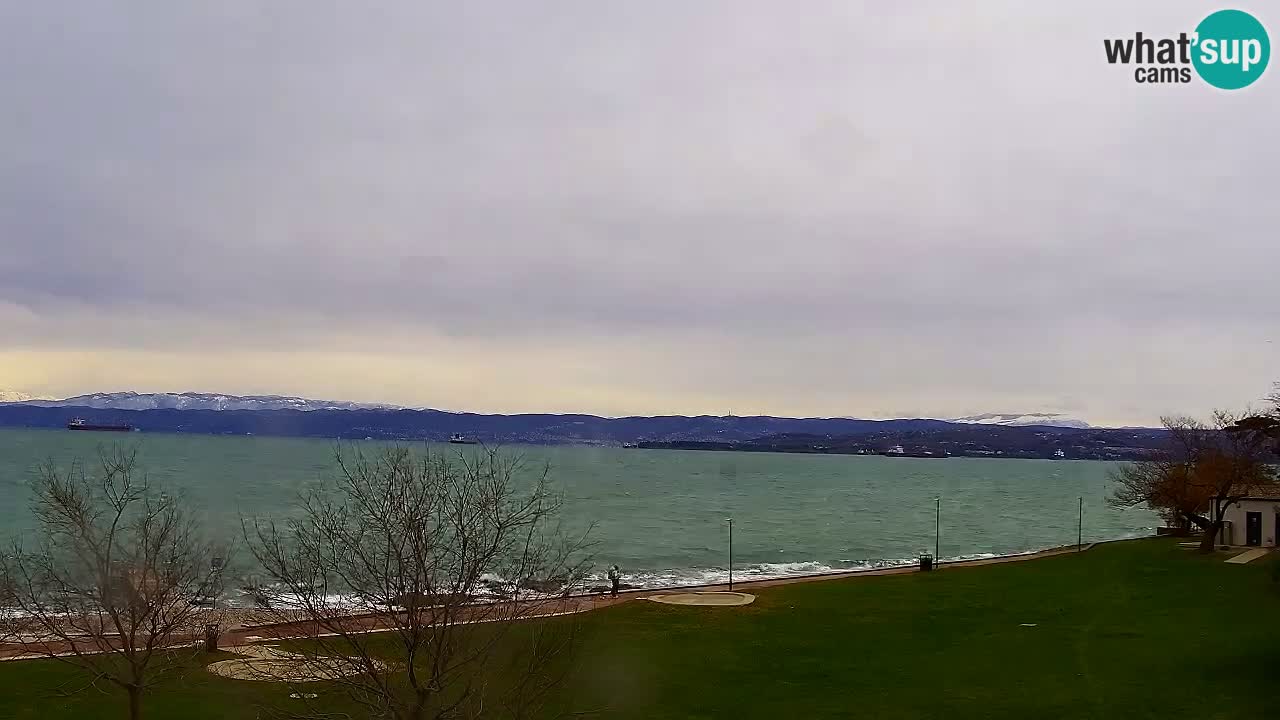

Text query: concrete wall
(1220, 499), (1280, 546)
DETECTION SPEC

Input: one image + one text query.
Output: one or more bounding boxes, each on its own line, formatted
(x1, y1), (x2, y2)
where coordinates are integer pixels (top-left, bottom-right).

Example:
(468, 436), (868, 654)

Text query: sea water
(0, 428), (1158, 593)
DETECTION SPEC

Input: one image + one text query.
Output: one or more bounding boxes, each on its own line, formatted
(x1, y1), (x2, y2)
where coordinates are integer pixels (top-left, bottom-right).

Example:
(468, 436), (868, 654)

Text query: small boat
(448, 433), (478, 445)
(1053, 449), (1066, 459)
(621, 442), (638, 449)
(67, 418), (134, 432)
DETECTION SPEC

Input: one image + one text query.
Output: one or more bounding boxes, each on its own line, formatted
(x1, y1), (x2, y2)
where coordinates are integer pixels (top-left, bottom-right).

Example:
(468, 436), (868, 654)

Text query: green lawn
(3, 539), (1277, 719)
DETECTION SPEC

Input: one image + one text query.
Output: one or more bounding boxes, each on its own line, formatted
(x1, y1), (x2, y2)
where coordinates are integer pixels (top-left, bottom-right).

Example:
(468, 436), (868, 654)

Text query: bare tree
(1111, 412), (1277, 551)
(245, 444), (594, 720)
(1226, 382), (1280, 453)
(0, 563), (17, 646)
(0, 445), (229, 720)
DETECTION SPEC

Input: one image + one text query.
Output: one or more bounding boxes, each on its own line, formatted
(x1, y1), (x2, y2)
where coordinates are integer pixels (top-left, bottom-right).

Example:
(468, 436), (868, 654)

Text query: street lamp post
(935, 497), (941, 565)
(727, 517), (734, 591)
(1078, 496), (1083, 550)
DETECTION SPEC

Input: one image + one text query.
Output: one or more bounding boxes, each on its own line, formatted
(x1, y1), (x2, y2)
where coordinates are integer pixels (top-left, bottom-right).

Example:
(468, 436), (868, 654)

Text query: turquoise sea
(0, 428), (1159, 591)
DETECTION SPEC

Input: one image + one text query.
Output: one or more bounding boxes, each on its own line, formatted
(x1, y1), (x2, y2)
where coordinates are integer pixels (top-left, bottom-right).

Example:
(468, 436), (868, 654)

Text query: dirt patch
(207, 644), (388, 683)
(645, 592), (755, 607)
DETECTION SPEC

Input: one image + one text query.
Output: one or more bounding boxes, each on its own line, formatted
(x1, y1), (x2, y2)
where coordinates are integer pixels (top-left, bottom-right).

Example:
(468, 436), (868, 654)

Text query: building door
(1246, 512), (1262, 546)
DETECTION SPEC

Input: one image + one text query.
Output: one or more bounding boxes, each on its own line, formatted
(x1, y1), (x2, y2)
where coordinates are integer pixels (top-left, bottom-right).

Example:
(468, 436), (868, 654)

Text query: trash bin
(919, 553), (934, 572)
(204, 623), (220, 652)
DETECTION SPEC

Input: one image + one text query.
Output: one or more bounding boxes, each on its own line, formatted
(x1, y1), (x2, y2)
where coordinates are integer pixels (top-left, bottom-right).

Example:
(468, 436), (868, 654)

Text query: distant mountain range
(2, 391), (1092, 426)
(948, 413), (1091, 429)
(0, 390), (1163, 460)
(0, 390), (47, 403)
(0, 391), (400, 412)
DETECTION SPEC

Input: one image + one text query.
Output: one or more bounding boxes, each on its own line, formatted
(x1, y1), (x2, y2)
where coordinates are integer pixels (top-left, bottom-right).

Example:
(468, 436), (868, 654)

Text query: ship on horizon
(66, 418), (135, 432)
(448, 433), (478, 445)
(881, 444), (948, 459)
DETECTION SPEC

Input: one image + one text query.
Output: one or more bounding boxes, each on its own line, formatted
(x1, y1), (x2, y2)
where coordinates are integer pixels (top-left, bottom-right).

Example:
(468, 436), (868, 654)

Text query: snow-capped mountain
(0, 391), (1094, 428)
(949, 412), (1091, 429)
(0, 390), (50, 403)
(1, 391), (402, 412)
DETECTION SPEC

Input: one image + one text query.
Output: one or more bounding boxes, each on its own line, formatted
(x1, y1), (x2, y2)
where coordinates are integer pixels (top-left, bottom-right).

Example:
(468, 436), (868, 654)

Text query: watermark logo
(1104, 8), (1270, 89)
(1193, 9), (1270, 88)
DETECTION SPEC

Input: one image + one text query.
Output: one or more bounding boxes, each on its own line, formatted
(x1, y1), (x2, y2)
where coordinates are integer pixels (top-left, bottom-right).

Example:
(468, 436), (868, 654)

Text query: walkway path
(1225, 548), (1271, 564)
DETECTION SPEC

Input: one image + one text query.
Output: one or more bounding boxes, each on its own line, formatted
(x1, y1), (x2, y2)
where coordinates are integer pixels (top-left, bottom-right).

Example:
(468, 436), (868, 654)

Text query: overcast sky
(1, 2), (1277, 426)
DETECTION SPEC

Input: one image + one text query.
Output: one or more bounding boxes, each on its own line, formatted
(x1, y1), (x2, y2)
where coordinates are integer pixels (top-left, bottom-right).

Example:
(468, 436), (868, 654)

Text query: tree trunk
(1198, 521), (1222, 553)
(127, 684), (143, 720)
(397, 703), (426, 720)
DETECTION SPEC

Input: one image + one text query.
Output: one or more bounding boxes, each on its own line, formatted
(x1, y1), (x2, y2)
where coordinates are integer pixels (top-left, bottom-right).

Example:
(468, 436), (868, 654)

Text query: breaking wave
(582, 550), (1033, 591)
(214, 532), (1158, 606)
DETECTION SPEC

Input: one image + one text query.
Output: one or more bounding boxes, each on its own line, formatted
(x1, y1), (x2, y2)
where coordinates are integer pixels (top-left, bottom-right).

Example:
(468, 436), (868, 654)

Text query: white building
(1218, 496), (1280, 547)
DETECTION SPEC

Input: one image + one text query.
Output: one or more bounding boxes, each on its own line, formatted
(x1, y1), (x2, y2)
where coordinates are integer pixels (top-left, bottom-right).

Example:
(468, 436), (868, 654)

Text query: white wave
(224, 575), (564, 609)
(583, 549), (1055, 591)
(8, 538), (1155, 612)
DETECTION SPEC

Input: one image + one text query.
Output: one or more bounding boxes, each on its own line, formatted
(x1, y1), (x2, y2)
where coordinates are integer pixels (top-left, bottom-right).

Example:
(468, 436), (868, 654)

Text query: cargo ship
(67, 418), (134, 432)
(881, 444), (948, 459)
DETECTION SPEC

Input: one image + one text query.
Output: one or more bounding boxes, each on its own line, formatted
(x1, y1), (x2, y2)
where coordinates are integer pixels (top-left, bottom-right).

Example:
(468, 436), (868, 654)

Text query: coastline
(227, 538), (1136, 635)
(0, 536), (1152, 636)
(211, 528), (1157, 615)
(0, 415), (1168, 462)
(0, 537), (1150, 660)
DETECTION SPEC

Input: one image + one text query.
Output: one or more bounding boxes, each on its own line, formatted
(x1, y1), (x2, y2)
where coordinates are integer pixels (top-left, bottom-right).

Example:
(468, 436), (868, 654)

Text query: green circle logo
(1192, 9), (1270, 89)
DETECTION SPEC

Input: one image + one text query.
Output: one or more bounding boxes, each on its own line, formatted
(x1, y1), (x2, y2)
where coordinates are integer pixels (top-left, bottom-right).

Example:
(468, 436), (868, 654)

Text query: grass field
(2, 538), (1277, 719)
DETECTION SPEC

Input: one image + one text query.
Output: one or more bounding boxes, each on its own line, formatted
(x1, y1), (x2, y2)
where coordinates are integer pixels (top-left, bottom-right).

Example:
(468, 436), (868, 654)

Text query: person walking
(607, 564), (621, 598)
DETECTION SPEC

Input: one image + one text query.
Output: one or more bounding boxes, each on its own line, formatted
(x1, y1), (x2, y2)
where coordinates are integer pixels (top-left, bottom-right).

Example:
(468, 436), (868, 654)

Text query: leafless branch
(244, 444), (594, 720)
(1109, 411), (1278, 551)
(0, 443), (231, 720)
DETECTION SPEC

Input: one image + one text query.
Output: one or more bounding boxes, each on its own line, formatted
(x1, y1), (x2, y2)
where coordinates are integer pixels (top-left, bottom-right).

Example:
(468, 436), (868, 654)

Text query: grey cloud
(1, 1), (1278, 423)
